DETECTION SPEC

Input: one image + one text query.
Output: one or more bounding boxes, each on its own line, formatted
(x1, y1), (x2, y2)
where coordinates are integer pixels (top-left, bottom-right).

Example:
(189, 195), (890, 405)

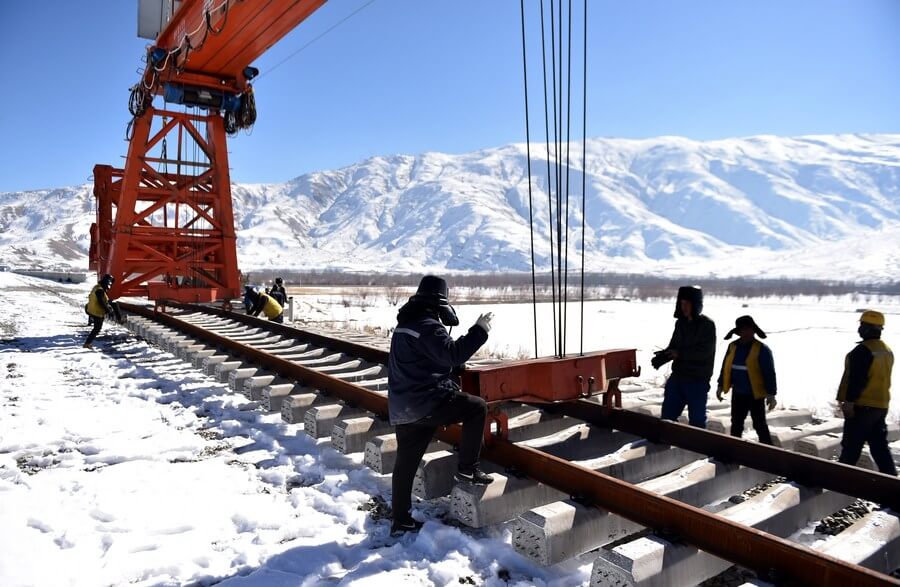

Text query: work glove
(766, 395), (777, 411)
(841, 401), (855, 419)
(715, 387), (724, 402)
(650, 350), (670, 370)
(475, 312), (494, 334)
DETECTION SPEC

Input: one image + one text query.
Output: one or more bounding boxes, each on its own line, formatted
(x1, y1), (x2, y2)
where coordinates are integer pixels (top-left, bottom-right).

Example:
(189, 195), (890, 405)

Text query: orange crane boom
(90, 0), (325, 302)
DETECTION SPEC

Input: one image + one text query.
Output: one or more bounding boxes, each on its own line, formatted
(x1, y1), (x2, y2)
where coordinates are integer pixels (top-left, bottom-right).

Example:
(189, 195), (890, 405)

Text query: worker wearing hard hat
(836, 310), (896, 476)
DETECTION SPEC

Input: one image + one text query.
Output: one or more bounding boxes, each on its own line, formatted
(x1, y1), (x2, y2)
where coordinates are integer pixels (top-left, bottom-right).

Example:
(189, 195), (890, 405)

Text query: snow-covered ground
(0, 273), (586, 586)
(2, 272), (898, 586)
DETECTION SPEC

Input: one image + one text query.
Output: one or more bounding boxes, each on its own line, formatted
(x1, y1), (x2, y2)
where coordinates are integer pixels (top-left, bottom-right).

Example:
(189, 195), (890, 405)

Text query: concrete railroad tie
(814, 509), (900, 573)
(795, 422), (900, 461)
(590, 482), (855, 586)
(451, 433), (705, 528)
(514, 459), (773, 566)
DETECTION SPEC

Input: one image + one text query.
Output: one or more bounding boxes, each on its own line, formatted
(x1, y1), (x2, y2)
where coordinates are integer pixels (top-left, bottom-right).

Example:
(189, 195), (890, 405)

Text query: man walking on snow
(83, 273), (121, 349)
(836, 310), (896, 476)
(716, 315), (778, 444)
(651, 286), (717, 428)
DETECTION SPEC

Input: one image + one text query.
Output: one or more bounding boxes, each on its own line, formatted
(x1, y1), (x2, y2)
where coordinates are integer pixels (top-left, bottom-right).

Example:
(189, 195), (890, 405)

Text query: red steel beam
(119, 303), (900, 586)
(151, 0), (326, 89)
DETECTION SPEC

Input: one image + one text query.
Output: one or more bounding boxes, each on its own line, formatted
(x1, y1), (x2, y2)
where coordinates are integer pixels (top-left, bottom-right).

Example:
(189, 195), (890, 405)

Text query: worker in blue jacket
(716, 315), (777, 444)
(836, 310), (896, 476)
(387, 275), (493, 536)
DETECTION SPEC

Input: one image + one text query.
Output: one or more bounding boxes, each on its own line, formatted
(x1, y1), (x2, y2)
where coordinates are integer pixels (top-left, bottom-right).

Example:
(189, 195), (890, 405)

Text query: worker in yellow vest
(716, 315), (777, 444)
(83, 274), (121, 348)
(245, 286), (284, 323)
(836, 310), (896, 475)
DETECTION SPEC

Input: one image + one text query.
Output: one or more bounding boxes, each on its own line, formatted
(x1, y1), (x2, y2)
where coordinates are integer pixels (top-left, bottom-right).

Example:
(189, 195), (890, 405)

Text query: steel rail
(161, 301), (391, 365)
(544, 399), (900, 511)
(120, 303), (899, 585)
(120, 302), (388, 415)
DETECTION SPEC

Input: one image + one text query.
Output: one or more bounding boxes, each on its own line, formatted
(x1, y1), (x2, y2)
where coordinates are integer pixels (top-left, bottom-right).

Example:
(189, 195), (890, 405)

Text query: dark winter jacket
(666, 315), (717, 382)
(269, 284), (287, 306)
(387, 300), (488, 425)
(664, 288), (716, 383)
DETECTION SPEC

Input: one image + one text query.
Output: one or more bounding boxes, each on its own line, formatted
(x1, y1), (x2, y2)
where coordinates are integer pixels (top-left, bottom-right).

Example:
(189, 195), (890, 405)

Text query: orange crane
(90, 0), (638, 408)
(90, 0), (325, 301)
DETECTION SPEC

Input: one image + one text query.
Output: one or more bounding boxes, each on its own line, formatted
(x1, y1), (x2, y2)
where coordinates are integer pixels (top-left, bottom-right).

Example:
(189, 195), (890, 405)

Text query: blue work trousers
(661, 378), (710, 428)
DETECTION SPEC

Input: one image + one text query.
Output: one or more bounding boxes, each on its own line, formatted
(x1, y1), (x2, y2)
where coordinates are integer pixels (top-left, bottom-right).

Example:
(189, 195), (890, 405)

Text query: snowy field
(0, 273), (588, 586)
(296, 287), (900, 420)
(2, 272), (899, 586)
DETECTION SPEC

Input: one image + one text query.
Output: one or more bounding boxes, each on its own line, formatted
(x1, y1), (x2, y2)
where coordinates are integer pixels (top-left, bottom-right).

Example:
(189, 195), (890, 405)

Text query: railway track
(118, 301), (900, 586)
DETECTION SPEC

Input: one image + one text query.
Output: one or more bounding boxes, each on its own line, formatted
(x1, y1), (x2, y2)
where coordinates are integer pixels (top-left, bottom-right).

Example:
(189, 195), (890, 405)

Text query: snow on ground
(0, 272), (585, 587)
(2, 272), (899, 586)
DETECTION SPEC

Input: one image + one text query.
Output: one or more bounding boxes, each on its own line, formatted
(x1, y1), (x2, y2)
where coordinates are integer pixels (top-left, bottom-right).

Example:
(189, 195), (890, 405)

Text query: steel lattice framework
(91, 0), (326, 301)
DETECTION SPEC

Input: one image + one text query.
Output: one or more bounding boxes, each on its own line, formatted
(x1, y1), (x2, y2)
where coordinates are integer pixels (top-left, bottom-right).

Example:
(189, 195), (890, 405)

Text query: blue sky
(0, 0), (898, 192)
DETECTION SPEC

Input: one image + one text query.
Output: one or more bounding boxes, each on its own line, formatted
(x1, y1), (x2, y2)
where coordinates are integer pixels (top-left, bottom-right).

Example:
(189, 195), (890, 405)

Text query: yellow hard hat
(860, 310), (885, 327)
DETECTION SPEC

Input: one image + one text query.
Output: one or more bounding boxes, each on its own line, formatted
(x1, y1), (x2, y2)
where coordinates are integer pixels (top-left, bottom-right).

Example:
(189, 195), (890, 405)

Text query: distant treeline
(244, 269), (900, 300)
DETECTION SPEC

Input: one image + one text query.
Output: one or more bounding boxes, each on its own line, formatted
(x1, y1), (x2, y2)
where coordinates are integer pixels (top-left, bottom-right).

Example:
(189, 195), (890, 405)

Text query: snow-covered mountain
(2, 133), (899, 281)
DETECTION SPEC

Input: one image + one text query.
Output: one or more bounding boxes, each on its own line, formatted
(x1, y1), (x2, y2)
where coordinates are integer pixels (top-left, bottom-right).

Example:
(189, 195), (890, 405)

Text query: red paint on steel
(94, 1), (327, 300)
(149, 0), (327, 92)
(459, 349), (638, 404)
(92, 109), (241, 301)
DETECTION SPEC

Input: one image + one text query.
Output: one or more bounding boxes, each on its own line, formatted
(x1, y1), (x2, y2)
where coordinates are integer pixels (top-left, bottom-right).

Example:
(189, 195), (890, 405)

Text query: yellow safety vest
(260, 293), (282, 319)
(721, 340), (769, 400)
(837, 339), (893, 409)
(86, 285), (108, 318)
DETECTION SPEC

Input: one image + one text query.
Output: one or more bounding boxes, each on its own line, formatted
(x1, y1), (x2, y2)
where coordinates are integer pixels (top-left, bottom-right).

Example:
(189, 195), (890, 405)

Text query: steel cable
(519, 0), (539, 359)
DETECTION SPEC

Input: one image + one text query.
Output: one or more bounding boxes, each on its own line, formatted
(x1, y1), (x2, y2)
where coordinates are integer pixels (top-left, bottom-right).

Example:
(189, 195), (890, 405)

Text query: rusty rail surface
(120, 303), (900, 586)
(162, 301), (391, 365)
(545, 399), (900, 512)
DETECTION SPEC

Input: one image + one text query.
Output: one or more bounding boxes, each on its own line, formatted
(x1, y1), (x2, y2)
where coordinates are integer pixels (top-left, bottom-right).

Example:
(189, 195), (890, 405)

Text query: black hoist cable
(538, 0), (558, 357)
(579, 0), (587, 356)
(519, 0), (540, 359)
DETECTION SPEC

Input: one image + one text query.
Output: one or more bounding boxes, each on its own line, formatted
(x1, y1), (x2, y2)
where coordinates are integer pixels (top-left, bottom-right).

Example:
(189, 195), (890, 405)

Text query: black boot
(390, 517), (423, 537)
(454, 467), (493, 485)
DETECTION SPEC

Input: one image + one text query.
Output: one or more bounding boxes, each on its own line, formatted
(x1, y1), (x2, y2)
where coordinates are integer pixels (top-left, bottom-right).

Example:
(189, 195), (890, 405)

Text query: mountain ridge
(2, 133), (898, 281)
